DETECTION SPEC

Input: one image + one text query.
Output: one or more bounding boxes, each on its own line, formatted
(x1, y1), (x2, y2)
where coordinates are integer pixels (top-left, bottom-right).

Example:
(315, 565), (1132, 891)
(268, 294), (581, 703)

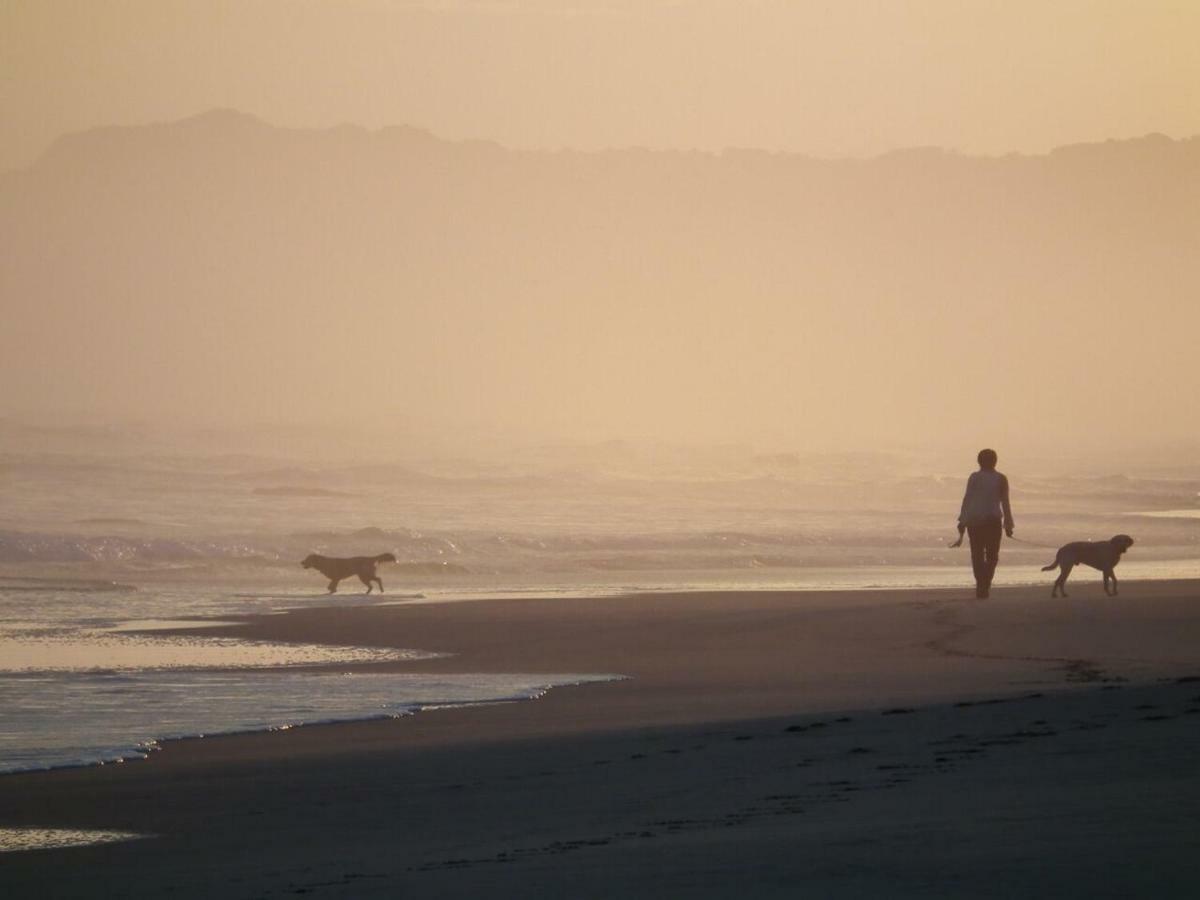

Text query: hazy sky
(3, 1), (1198, 453)
(4, 0), (1200, 171)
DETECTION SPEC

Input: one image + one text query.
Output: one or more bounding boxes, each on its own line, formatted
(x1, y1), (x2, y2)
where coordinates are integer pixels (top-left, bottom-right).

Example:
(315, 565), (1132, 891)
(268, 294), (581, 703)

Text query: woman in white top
(952, 448), (1015, 599)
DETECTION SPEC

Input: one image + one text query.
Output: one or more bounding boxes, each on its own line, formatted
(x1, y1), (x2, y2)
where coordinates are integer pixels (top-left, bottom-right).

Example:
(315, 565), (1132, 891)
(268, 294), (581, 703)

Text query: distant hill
(2, 111), (1197, 447)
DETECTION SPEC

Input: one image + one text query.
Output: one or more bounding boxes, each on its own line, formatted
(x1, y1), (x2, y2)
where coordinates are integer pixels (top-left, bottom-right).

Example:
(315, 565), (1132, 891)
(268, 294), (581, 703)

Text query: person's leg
(983, 521), (1003, 592)
(966, 524), (988, 598)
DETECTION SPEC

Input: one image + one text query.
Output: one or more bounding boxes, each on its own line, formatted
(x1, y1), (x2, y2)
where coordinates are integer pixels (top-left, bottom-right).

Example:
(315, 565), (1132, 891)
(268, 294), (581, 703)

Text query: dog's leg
(375, 577), (384, 593)
(1054, 564), (1072, 598)
(1106, 570), (1118, 596)
(327, 579), (339, 594)
(359, 573), (373, 594)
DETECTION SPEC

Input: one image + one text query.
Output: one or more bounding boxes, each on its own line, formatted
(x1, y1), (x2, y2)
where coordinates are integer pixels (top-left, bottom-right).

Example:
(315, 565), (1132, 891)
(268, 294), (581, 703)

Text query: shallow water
(0, 580), (621, 774)
(0, 669), (619, 774)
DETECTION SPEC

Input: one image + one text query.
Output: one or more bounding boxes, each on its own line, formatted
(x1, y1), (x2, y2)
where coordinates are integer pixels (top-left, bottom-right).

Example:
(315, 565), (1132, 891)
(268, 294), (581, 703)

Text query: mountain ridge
(19, 108), (1200, 177)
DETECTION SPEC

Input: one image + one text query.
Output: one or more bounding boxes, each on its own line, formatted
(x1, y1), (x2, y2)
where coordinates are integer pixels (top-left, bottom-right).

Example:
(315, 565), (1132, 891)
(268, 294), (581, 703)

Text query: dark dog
(1041, 535), (1134, 597)
(301, 552), (397, 594)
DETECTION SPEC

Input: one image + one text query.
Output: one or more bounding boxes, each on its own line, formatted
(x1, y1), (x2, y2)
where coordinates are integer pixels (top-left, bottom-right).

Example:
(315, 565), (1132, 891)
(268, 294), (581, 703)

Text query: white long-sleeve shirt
(958, 469), (1014, 529)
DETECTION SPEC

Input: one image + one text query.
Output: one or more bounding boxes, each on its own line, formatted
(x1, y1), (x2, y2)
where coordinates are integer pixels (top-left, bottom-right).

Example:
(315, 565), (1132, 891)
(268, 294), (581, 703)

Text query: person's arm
(1000, 473), (1014, 536)
(957, 473), (975, 528)
(949, 522), (966, 547)
(950, 474), (973, 546)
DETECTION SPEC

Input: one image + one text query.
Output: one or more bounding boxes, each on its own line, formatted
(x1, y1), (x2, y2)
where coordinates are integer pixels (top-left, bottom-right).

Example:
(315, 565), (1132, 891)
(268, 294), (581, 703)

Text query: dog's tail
(1041, 556), (1059, 571)
(375, 552), (397, 564)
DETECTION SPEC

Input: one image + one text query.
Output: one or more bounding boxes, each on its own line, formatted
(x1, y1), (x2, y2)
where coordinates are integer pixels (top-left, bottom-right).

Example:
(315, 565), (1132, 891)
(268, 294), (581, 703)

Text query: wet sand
(3, 581), (1200, 897)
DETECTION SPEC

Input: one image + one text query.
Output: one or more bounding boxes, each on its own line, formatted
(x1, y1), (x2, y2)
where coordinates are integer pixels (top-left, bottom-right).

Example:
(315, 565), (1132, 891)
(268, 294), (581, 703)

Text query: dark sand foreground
(4, 581), (1200, 897)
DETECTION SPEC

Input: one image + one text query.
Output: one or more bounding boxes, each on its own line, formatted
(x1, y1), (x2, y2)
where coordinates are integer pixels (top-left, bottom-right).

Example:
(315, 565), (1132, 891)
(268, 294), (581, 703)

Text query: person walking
(951, 448), (1014, 598)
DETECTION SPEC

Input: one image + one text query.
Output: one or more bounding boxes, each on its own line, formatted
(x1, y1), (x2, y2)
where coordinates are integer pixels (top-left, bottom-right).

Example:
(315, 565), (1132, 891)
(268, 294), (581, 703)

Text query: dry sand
(3, 581), (1200, 897)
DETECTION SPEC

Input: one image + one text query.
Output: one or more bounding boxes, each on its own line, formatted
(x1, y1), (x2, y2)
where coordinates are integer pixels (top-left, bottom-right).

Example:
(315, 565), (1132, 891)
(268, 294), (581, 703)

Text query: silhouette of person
(950, 448), (1014, 598)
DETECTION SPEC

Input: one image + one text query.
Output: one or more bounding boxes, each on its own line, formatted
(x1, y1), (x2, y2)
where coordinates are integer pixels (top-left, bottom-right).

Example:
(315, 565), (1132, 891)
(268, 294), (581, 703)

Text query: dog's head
(378, 552), (398, 563)
(301, 553), (320, 569)
(1110, 535), (1135, 554)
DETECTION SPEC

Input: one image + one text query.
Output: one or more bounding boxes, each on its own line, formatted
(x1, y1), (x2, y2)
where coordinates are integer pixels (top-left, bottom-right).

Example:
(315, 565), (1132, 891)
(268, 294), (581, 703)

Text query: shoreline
(3, 580), (1200, 896)
(6, 579), (1200, 765)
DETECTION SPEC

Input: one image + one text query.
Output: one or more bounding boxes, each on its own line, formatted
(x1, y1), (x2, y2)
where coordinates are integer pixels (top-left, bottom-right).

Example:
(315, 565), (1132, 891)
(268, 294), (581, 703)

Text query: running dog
(1041, 535), (1134, 597)
(301, 552), (397, 594)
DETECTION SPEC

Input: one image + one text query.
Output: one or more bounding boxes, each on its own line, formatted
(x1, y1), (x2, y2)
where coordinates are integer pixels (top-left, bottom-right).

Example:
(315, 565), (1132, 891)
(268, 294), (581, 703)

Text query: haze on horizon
(2, 1), (1198, 459)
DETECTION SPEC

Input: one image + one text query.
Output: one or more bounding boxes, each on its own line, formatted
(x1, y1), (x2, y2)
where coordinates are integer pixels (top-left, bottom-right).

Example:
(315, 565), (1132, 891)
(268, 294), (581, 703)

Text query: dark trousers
(966, 519), (1003, 596)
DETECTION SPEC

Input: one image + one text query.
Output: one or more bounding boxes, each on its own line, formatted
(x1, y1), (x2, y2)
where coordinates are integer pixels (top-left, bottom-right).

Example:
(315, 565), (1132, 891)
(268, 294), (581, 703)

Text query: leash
(1004, 535), (1060, 550)
(949, 533), (1059, 550)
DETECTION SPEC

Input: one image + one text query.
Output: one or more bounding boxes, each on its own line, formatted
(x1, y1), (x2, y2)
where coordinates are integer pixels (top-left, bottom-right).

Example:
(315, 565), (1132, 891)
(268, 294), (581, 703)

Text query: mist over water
(2, 421), (1197, 583)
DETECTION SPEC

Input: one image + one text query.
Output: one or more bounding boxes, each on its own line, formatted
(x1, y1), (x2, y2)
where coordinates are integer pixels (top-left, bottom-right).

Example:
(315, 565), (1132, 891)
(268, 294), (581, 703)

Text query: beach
(3, 580), (1200, 897)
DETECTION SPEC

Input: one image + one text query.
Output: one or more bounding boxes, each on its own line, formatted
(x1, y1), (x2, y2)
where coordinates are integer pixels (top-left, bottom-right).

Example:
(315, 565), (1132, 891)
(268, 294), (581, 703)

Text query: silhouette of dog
(1041, 535), (1134, 597)
(301, 553), (397, 594)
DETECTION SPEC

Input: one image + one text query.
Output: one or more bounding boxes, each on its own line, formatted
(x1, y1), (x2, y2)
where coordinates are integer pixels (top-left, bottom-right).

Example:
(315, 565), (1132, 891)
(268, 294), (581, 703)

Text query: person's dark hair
(977, 448), (998, 469)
